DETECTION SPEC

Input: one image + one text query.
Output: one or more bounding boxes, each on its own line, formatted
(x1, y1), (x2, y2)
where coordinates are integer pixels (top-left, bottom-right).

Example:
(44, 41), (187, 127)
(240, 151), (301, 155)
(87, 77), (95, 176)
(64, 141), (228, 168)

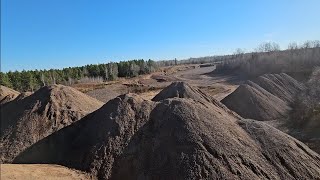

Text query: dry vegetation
(216, 47), (320, 81)
(289, 67), (320, 152)
(291, 67), (320, 129)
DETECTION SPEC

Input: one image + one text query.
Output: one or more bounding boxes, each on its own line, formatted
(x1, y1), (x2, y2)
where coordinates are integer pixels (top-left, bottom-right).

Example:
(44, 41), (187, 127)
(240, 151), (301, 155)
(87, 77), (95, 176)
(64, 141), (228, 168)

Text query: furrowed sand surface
(0, 164), (91, 180)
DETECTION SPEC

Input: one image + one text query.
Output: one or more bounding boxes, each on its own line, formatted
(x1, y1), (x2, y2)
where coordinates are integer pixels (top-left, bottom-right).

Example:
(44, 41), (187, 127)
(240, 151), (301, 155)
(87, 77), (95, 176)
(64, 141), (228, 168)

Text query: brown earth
(222, 80), (290, 121)
(84, 64), (238, 103)
(0, 84), (103, 163)
(0, 86), (20, 105)
(14, 93), (156, 179)
(113, 99), (320, 180)
(221, 73), (304, 121)
(14, 82), (320, 179)
(85, 84), (125, 103)
(0, 164), (91, 180)
(253, 73), (305, 103)
(152, 81), (241, 119)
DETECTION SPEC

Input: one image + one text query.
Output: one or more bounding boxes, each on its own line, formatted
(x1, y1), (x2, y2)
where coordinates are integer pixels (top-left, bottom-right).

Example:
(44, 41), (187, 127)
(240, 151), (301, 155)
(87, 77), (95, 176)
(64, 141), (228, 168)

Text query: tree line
(215, 40), (320, 78)
(0, 59), (158, 92)
(2, 40), (319, 92)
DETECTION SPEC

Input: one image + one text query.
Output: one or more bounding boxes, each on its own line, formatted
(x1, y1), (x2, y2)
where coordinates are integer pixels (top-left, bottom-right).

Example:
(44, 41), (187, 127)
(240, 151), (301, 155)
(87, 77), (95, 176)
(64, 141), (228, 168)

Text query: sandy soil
(0, 164), (91, 180)
(85, 64), (240, 102)
(170, 65), (240, 100)
(138, 90), (162, 100)
(14, 83), (320, 179)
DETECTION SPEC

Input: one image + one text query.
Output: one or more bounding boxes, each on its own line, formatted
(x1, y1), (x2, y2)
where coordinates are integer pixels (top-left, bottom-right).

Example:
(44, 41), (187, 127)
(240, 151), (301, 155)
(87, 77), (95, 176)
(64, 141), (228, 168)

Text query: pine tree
(0, 72), (12, 88)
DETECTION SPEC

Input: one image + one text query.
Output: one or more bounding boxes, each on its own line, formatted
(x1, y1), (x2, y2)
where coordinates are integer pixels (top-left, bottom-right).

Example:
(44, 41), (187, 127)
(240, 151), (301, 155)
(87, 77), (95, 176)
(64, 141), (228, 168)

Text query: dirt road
(171, 65), (240, 100)
(85, 64), (240, 102)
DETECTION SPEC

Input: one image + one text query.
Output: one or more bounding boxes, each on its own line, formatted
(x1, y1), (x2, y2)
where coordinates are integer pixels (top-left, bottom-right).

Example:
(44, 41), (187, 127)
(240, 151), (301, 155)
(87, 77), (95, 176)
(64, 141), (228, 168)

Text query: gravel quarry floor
(85, 64), (240, 102)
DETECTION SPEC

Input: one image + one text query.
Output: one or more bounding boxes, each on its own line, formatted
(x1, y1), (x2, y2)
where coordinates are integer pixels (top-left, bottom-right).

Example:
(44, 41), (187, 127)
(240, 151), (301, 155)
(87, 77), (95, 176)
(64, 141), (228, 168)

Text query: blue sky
(1, 0), (320, 72)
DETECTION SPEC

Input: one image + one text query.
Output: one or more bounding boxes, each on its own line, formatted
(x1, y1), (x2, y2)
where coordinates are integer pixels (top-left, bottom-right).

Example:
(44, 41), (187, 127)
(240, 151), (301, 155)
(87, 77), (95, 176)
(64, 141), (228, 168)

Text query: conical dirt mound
(0, 85), (20, 105)
(253, 73), (305, 103)
(0, 84), (103, 163)
(13, 83), (320, 179)
(152, 81), (241, 119)
(14, 93), (156, 179)
(112, 99), (320, 180)
(152, 81), (213, 102)
(221, 80), (290, 121)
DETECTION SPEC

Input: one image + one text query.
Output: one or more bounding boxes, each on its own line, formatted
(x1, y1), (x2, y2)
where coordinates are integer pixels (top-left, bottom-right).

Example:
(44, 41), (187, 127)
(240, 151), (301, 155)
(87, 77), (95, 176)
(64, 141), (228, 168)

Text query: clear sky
(1, 0), (320, 72)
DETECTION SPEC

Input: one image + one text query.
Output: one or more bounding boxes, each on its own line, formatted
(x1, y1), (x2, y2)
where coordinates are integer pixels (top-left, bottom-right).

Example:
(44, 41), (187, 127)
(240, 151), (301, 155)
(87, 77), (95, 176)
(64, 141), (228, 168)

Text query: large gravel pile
(221, 80), (290, 121)
(0, 84), (103, 163)
(152, 81), (241, 119)
(254, 73), (305, 103)
(14, 82), (320, 179)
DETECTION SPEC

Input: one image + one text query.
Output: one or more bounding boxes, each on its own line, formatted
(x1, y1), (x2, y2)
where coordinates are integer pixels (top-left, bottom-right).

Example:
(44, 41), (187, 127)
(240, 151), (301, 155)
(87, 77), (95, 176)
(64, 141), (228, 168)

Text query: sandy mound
(14, 83), (320, 179)
(113, 99), (320, 179)
(221, 80), (290, 121)
(0, 84), (103, 163)
(14, 94), (156, 179)
(152, 81), (213, 102)
(0, 85), (20, 105)
(254, 73), (305, 103)
(152, 81), (240, 119)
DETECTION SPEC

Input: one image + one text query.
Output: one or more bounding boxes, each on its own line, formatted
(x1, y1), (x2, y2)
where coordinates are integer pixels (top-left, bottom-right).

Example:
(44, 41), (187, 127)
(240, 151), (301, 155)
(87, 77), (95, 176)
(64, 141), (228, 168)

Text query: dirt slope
(221, 80), (290, 121)
(1, 164), (91, 180)
(14, 93), (156, 179)
(13, 83), (320, 179)
(254, 73), (305, 103)
(0, 84), (103, 163)
(152, 81), (241, 119)
(113, 99), (320, 180)
(152, 81), (212, 102)
(0, 86), (20, 105)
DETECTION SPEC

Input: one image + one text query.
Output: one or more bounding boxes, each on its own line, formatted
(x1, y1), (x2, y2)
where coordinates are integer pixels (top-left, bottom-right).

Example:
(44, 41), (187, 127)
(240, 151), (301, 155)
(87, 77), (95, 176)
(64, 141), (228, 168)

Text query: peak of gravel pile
(221, 80), (290, 121)
(113, 99), (320, 180)
(221, 73), (305, 121)
(0, 85), (20, 105)
(254, 73), (305, 103)
(14, 84), (320, 179)
(0, 84), (103, 163)
(14, 93), (156, 179)
(152, 81), (212, 102)
(152, 81), (241, 119)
